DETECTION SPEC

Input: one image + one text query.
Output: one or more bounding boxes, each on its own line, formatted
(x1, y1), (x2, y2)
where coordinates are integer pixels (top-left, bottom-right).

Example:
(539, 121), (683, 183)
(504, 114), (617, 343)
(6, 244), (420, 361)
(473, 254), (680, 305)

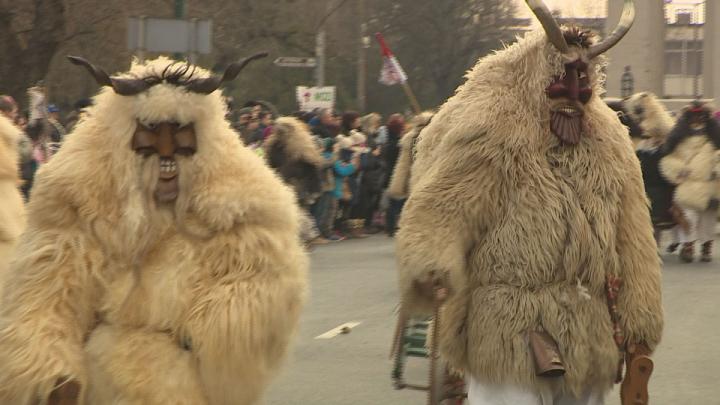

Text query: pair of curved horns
(525, 0), (635, 58)
(67, 52), (269, 96)
(184, 52), (269, 94)
(67, 55), (153, 95)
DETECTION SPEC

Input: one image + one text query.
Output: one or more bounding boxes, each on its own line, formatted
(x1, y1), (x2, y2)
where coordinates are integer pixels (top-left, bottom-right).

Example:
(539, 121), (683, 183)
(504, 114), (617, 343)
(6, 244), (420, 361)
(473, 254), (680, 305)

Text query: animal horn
(587, 0), (635, 58)
(525, 0), (569, 54)
(184, 52), (269, 94)
(67, 55), (153, 96)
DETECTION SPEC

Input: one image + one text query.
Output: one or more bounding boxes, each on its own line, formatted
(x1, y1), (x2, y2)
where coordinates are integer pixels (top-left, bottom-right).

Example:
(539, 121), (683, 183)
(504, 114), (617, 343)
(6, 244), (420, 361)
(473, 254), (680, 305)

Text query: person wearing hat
(46, 104), (66, 145)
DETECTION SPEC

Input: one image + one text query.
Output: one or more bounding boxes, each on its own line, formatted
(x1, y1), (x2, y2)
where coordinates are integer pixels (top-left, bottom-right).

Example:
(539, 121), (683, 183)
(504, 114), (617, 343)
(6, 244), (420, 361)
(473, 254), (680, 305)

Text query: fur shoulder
(264, 117), (322, 167)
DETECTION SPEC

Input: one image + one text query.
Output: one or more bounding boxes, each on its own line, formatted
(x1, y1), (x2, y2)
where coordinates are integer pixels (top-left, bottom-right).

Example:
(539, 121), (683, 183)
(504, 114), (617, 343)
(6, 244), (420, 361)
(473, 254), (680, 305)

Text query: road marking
(314, 322), (362, 339)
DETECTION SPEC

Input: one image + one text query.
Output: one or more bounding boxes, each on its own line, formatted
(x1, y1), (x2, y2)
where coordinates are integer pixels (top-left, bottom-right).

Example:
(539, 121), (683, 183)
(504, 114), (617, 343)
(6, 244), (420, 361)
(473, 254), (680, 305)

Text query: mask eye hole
(175, 147), (195, 157)
(135, 147), (156, 157)
(147, 123), (159, 131)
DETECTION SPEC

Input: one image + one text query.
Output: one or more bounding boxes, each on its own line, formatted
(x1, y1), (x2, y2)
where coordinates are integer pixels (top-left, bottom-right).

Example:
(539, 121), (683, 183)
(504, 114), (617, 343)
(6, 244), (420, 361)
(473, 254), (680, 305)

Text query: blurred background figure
(382, 113), (406, 236)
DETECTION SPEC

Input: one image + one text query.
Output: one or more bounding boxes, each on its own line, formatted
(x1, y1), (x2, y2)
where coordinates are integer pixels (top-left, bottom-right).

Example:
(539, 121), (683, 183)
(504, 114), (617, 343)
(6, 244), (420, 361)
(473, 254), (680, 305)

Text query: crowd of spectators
(2, 89), (411, 244)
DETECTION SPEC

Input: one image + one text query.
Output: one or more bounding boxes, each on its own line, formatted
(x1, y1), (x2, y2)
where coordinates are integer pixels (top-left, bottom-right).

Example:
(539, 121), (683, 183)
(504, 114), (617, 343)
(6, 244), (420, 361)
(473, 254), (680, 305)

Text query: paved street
(265, 235), (720, 405)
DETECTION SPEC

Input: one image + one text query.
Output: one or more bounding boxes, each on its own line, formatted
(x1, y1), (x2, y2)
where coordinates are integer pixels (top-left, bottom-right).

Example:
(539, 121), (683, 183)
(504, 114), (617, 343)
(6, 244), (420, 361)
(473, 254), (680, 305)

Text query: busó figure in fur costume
(660, 101), (720, 263)
(0, 55), (307, 405)
(0, 114), (25, 290)
(264, 116), (324, 244)
(624, 92), (675, 148)
(396, 1), (662, 403)
(612, 94), (680, 247)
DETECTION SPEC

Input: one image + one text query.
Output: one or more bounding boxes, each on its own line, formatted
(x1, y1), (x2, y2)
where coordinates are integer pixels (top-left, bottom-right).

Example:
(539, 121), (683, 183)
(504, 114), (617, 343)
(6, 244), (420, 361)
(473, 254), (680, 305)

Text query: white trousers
(682, 208), (717, 243)
(467, 378), (604, 405)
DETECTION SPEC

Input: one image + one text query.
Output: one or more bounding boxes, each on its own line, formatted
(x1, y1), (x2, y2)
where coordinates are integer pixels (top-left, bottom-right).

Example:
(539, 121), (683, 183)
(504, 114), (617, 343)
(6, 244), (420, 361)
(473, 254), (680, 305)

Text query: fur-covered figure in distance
(611, 95), (679, 245)
(386, 111), (434, 200)
(624, 92), (675, 147)
(0, 115), (25, 291)
(660, 101), (720, 262)
(264, 116), (323, 243)
(264, 116), (323, 205)
(0, 56), (307, 405)
(396, 1), (662, 402)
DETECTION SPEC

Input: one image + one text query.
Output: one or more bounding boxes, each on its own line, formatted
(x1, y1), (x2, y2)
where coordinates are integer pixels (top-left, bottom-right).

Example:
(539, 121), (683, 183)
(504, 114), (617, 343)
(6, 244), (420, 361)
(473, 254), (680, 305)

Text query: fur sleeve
(395, 137), (499, 315)
(615, 164), (664, 351)
(0, 223), (102, 403)
(387, 133), (415, 199)
(184, 222), (307, 405)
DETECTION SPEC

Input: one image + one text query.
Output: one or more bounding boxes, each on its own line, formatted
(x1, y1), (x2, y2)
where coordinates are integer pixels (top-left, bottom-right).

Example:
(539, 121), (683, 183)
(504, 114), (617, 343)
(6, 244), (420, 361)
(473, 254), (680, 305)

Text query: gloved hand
(413, 270), (451, 303)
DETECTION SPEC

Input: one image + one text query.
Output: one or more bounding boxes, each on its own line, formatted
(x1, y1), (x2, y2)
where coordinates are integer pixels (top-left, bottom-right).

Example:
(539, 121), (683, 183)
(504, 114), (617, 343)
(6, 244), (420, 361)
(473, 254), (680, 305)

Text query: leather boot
(701, 241), (713, 262)
(347, 219), (367, 239)
(680, 242), (695, 263)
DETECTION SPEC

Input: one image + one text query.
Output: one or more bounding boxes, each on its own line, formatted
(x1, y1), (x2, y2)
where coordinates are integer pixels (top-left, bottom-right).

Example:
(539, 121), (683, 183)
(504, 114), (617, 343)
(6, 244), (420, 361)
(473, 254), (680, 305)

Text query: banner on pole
(375, 32), (408, 86)
(296, 86), (336, 111)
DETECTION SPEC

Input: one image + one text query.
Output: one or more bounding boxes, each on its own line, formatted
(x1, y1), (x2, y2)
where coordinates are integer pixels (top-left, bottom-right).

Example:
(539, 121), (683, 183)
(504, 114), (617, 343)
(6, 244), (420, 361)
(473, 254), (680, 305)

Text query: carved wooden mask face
(131, 121), (197, 203)
(546, 58), (593, 145)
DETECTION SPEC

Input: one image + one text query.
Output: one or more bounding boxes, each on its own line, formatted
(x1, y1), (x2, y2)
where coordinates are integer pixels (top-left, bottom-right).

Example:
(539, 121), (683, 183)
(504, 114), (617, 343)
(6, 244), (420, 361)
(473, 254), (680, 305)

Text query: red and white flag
(375, 32), (408, 86)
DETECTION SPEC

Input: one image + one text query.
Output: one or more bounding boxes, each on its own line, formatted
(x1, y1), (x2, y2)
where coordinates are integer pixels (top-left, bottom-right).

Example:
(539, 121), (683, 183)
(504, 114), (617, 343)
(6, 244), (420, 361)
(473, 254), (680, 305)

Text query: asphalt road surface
(265, 234), (720, 405)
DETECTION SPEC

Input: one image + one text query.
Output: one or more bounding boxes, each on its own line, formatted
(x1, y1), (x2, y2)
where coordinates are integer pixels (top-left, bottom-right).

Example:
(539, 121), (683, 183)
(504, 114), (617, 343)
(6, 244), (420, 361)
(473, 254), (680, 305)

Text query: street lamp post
(316, 29), (326, 87)
(174, 0), (186, 60)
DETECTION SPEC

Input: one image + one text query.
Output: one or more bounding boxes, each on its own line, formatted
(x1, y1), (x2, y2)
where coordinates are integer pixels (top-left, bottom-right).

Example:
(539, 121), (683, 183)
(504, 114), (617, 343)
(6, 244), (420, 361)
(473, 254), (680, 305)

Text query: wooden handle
(620, 355), (653, 405)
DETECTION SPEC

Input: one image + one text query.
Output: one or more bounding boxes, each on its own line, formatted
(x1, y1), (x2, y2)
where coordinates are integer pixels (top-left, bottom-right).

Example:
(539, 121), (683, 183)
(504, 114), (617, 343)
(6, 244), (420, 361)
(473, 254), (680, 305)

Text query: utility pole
(174, 0), (186, 61)
(315, 0), (332, 87)
(357, 0), (368, 112)
(316, 29), (326, 87)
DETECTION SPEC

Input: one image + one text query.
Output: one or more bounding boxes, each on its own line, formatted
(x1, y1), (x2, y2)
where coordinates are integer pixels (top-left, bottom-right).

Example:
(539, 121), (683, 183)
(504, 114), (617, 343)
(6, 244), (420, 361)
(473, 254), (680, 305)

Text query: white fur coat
(396, 30), (663, 397)
(0, 58), (307, 405)
(0, 115), (25, 294)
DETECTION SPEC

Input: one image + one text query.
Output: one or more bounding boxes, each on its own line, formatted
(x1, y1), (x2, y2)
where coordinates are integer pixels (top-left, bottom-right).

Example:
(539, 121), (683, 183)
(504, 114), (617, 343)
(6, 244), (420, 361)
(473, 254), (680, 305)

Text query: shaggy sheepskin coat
(0, 115), (25, 290)
(0, 58), (307, 405)
(387, 112), (433, 199)
(660, 130), (720, 213)
(396, 30), (663, 397)
(265, 117), (323, 204)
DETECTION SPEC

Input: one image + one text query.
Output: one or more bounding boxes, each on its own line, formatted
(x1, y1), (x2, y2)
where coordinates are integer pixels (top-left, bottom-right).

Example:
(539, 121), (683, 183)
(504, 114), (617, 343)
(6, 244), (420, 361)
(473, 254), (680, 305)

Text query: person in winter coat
(382, 114), (406, 236)
(311, 137), (341, 240)
(386, 111), (434, 200)
(351, 136), (386, 232)
(333, 137), (359, 237)
(660, 101), (720, 262)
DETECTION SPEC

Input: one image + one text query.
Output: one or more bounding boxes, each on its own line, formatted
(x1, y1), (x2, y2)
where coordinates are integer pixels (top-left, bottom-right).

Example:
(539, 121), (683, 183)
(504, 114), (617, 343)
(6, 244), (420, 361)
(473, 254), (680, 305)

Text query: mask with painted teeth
(131, 121), (197, 203)
(546, 57), (592, 145)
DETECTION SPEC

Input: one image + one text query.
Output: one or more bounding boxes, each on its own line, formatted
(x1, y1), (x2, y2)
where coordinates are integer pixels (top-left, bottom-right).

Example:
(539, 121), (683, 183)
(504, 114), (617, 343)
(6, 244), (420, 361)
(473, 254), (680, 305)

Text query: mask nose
(156, 126), (175, 158)
(565, 67), (580, 103)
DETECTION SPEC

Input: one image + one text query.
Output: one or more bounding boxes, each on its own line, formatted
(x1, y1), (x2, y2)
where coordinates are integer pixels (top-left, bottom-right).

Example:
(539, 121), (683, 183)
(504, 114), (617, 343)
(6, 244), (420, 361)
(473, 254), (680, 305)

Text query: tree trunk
(0, 0), (66, 108)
